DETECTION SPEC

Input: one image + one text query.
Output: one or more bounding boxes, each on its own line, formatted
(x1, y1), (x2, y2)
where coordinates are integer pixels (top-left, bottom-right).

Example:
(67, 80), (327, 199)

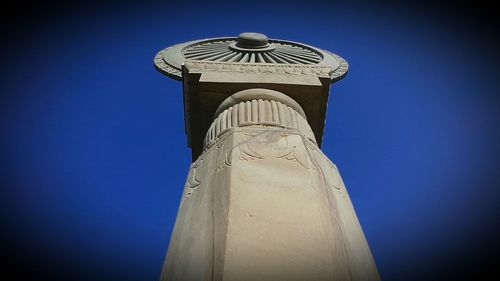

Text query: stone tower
(154, 32), (380, 281)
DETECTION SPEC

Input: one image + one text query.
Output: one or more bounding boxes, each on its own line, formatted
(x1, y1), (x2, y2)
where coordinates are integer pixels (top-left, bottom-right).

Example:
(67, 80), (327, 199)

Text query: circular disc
(154, 33), (348, 82)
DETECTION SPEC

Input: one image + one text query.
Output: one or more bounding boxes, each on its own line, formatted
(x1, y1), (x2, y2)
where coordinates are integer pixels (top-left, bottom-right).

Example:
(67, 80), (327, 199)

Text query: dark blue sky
(1, 1), (499, 280)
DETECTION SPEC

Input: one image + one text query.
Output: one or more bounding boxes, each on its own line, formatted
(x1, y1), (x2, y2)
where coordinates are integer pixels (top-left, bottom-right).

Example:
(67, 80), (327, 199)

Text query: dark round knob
(236, 32), (269, 49)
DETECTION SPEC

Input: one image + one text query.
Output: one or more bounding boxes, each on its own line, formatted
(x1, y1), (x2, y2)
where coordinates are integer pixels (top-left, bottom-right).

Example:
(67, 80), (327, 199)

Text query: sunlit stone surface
(155, 33), (380, 281)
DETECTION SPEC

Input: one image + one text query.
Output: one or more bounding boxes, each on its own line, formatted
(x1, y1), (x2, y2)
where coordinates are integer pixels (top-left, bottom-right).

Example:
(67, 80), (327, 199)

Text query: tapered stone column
(154, 33), (380, 281)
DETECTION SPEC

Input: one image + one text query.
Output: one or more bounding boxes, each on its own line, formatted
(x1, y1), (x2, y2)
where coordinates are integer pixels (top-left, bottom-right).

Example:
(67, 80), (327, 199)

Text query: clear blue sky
(1, 1), (499, 280)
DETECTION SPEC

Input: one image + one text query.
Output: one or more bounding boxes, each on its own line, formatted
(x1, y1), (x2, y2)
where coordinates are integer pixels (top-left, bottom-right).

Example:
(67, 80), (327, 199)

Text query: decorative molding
(329, 54), (349, 82)
(204, 99), (316, 149)
(185, 60), (333, 79)
(154, 34), (349, 83)
(323, 160), (343, 192)
(182, 37), (323, 64)
(217, 131), (315, 170)
(187, 124), (344, 199)
(184, 160), (202, 198)
(154, 49), (182, 81)
(303, 138), (344, 194)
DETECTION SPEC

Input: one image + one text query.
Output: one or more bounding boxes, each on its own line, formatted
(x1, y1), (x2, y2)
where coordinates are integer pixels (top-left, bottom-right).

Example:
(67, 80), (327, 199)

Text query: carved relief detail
(323, 160), (343, 192)
(155, 35), (349, 82)
(184, 160), (202, 198)
(185, 60), (333, 78)
(328, 53), (349, 82)
(303, 138), (344, 194)
(204, 99), (316, 149)
(154, 49), (182, 80)
(217, 131), (314, 170)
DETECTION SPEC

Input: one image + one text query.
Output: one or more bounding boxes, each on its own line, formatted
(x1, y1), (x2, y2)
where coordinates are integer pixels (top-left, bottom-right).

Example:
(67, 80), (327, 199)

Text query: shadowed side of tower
(154, 33), (380, 281)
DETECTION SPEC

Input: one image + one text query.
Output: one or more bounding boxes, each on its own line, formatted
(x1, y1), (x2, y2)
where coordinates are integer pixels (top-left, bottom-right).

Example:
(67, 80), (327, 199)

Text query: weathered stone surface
(160, 90), (380, 281)
(155, 33), (379, 281)
(181, 61), (333, 159)
(153, 33), (348, 82)
(154, 33), (348, 159)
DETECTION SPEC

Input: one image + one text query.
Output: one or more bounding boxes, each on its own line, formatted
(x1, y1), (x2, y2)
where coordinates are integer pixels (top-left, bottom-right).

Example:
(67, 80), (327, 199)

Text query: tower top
(154, 32), (348, 82)
(154, 32), (349, 159)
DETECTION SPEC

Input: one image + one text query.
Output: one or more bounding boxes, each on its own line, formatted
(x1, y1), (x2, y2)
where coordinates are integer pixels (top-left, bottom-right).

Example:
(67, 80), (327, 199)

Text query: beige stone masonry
(160, 90), (380, 281)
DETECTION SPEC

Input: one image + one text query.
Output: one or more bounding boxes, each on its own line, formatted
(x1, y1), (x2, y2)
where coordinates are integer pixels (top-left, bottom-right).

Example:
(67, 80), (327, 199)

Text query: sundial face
(154, 32), (348, 82)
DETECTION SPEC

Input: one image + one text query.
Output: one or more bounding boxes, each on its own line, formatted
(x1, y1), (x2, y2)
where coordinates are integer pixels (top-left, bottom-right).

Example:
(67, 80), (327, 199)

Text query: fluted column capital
(214, 89), (307, 120)
(204, 89), (316, 150)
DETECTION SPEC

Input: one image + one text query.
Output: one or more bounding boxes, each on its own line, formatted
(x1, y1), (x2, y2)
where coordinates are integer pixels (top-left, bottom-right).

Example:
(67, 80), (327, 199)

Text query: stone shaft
(160, 91), (380, 281)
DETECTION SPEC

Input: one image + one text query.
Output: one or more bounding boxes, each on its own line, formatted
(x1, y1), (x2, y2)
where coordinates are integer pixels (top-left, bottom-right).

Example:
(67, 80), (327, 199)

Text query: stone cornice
(184, 60), (340, 80)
